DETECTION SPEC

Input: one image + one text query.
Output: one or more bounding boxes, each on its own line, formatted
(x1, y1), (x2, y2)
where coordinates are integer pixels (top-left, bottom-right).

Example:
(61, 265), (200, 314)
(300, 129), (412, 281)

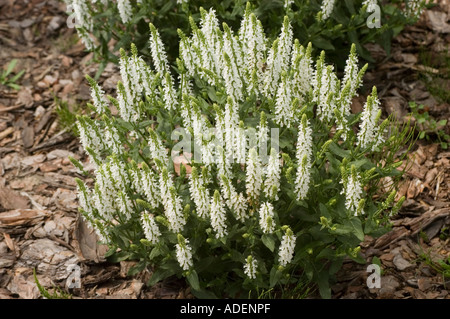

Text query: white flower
(216, 145), (232, 184)
(340, 44), (362, 117)
(86, 76), (108, 114)
(341, 165), (364, 215)
(142, 165), (159, 208)
(292, 42), (313, 102)
(294, 116), (313, 201)
(239, 12), (266, 95)
(71, 0), (92, 31)
(129, 165), (142, 193)
(128, 53), (146, 97)
(94, 165), (116, 219)
(117, 82), (135, 122)
(117, 0), (132, 24)
(275, 72), (293, 128)
(405, 0), (425, 18)
(76, 180), (92, 213)
(264, 148), (281, 200)
(222, 51), (243, 103)
(357, 87), (384, 150)
(278, 17), (293, 70)
(176, 237), (193, 271)
(284, 0), (294, 9)
(104, 123), (122, 155)
(244, 255), (258, 279)
(149, 23), (170, 75)
(259, 202), (275, 234)
(278, 227), (296, 267)
(160, 169), (185, 233)
(77, 116), (105, 157)
(117, 192), (133, 221)
(110, 158), (129, 191)
(246, 148), (263, 202)
(162, 71), (178, 111)
(263, 17), (293, 97)
(149, 24), (178, 111)
(119, 52), (142, 118)
(148, 129), (169, 165)
(76, 27), (95, 51)
(257, 113), (269, 158)
(231, 192), (249, 222)
(179, 34), (196, 77)
(210, 190), (228, 239)
(141, 211), (161, 245)
(200, 8), (221, 73)
(235, 122), (247, 165)
(189, 167), (210, 219)
(321, 0), (336, 20)
(220, 174), (249, 222)
(317, 65), (339, 123)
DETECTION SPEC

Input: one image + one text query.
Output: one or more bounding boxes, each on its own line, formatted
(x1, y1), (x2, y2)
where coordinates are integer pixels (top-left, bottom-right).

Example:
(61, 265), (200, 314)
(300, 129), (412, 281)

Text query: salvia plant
(73, 8), (413, 298)
(65, 0), (427, 71)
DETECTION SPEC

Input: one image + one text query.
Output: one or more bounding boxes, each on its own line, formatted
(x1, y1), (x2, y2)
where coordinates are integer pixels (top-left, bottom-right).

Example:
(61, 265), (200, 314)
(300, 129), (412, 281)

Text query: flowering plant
(72, 8), (412, 298)
(65, 0), (426, 71)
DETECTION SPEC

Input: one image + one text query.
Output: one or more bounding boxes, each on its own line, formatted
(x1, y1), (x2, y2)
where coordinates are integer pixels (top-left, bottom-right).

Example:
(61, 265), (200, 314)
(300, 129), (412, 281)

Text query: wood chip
(3, 233), (15, 251)
(0, 127), (14, 140)
(0, 188), (30, 211)
(0, 209), (48, 227)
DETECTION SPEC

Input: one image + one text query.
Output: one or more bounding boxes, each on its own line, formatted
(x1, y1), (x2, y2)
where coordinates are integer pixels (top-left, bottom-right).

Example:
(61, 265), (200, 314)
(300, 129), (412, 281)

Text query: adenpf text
(180, 302), (271, 316)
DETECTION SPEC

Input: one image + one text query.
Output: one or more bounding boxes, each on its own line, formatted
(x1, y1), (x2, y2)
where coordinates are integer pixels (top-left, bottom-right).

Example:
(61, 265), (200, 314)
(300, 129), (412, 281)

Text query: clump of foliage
(409, 101), (449, 149)
(0, 59), (25, 90)
(73, 8), (412, 298)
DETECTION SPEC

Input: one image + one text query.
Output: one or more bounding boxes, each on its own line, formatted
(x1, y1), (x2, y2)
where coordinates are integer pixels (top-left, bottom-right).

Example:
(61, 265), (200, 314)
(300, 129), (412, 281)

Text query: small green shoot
(409, 101), (450, 149)
(0, 59), (25, 90)
(54, 97), (83, 136)
(33, 268), (72, 299)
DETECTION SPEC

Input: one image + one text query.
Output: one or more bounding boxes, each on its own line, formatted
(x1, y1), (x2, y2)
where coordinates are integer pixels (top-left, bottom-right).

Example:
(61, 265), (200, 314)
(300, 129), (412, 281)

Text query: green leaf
(149, 246), (162, 260)
(417, 117), (426, 124)
(7, 83), (21, 90)
(128, 261), (147, 276)
(330, 224), (353, 236)
(187, 270), (200, 291)
(438, 119), (447, 126)
(317, 271), (331, 299)
(9, 69), (25, 83)
(261, 234), (276, 252)
(344, 0), (356, 14)
(349, 218), (365, 241)
(419, 131), (426, 139)
(190, 288), (218, 299)
(311, 37), (335, 51)
(269, 267), (283, 288)
(107, 251), (131, 263)
(5, 59), (17, 77)
(147, 267), (175, 286)
(328, 142), (350, 158)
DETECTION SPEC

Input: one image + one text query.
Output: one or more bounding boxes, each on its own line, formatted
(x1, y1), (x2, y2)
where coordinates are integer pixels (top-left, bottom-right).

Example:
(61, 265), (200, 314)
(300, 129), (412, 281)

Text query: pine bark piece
(0, 209), (47, 227)
(0, 188), (30, 211)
